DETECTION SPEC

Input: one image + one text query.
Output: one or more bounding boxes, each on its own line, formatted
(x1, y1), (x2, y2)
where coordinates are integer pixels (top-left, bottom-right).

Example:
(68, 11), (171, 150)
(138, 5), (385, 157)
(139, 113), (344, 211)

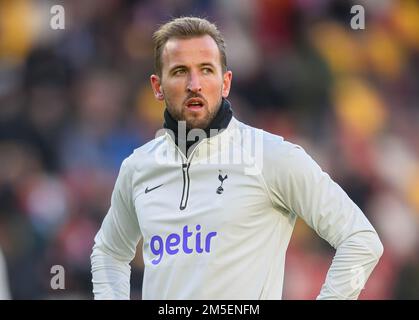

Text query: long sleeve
(265, 141), (383, 299)
(91, 158), (142, 299)
(0, 248), (11, 300)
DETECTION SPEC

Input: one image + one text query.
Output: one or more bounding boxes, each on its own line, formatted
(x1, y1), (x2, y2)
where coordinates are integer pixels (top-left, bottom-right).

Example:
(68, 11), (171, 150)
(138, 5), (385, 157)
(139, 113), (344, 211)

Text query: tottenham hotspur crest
(216, 170), (228, 194)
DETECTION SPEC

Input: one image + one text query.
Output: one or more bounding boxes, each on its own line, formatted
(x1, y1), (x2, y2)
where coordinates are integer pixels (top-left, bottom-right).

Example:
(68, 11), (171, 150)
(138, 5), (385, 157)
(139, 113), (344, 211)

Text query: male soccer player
(91, 17), (383, 299)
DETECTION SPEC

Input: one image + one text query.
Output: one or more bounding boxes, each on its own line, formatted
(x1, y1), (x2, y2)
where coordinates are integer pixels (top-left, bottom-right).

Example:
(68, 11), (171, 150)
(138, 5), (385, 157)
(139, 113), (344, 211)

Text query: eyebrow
(199, 63), (216, 68)
(169, 62), (216, 73)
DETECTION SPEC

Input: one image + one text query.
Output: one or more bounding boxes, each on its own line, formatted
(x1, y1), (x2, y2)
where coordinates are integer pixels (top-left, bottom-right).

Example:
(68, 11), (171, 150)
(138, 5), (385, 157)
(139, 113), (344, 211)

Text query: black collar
(163, 98), (233, 155)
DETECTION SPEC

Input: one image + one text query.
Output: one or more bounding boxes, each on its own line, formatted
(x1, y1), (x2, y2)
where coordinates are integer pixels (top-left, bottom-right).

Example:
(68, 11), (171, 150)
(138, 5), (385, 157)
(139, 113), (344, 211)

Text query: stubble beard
(165, 96), (222, 130)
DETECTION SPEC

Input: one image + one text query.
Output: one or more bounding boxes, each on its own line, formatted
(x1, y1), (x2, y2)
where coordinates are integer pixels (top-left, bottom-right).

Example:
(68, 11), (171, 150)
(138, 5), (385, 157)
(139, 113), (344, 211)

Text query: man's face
(151, 35), (232, 129)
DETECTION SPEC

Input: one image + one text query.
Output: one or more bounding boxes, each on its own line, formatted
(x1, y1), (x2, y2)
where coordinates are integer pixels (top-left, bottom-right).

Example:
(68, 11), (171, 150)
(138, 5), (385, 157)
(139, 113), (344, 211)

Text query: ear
(222, 70), (233, 98)
(150, 75), (164, 101)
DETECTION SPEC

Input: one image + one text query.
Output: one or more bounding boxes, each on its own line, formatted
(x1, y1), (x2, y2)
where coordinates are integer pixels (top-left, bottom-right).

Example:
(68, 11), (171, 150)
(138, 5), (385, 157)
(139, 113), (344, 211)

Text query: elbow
(358, 230), (384, 263)
(344, 229), (384, 262)
(370, 231), (384, 260)
(90, 240), (101, 263)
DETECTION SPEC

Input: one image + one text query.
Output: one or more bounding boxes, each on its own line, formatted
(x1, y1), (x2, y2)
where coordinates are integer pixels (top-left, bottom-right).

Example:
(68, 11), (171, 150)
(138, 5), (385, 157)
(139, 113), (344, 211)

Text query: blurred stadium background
(0, 0), (418, 299)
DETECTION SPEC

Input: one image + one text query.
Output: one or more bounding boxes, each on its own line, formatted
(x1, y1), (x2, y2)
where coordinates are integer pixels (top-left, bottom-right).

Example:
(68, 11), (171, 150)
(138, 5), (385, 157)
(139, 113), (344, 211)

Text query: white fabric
(0, 248), (11, 300)
(91, 118), (383, 300)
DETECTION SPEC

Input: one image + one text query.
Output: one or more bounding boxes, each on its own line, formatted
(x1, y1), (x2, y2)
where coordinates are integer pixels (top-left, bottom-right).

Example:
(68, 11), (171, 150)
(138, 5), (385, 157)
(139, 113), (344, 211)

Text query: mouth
(185, 97), (205, 111)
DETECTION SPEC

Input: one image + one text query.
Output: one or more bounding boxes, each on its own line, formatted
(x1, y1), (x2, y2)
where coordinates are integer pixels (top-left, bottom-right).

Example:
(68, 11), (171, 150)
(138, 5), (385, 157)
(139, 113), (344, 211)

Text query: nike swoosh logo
(145, 184), (163, 194)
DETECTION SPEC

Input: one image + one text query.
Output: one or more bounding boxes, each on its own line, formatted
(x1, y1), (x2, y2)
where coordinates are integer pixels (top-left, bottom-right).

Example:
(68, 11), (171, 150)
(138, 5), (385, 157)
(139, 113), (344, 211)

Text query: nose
(187, 72), (202, 93)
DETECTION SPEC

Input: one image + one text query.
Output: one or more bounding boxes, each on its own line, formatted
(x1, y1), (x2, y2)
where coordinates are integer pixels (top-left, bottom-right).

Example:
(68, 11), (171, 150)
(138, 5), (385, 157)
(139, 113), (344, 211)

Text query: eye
(173, 69), (186, 76)
(202, 68), (213, 75)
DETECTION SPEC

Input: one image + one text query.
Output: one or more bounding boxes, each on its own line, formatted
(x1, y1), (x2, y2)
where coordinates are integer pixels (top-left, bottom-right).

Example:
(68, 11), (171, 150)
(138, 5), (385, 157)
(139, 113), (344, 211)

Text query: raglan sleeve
(266, 140), (383, 299)
(90, 157), (142, 299)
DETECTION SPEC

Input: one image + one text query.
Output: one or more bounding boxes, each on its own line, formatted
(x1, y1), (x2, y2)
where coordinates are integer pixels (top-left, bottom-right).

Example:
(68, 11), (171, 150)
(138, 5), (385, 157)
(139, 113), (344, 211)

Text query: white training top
(0, 248), (11, 300)
(91, 117), (383, 300)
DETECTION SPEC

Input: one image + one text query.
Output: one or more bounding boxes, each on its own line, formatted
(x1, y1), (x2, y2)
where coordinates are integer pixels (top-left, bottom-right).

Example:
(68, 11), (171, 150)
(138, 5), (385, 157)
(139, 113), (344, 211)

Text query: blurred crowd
(0, 0), (418, 299)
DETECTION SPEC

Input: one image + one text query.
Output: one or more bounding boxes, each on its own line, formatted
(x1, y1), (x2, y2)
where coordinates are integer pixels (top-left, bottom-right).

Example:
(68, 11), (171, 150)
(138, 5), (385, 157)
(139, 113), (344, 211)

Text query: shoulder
(262, 131), (310, 168)
(119, 134), (167, 173)
(232, 118), (306, 162)
(232, 118), (320, 181)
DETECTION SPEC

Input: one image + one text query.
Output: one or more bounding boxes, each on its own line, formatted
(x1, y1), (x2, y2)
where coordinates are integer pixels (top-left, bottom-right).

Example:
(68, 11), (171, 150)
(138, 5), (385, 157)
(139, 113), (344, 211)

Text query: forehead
(161, 35), (221, 70)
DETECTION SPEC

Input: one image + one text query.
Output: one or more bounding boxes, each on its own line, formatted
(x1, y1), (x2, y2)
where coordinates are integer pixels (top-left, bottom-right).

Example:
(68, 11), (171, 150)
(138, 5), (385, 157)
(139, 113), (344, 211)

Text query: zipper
(165, 132), (208, 211)
(179, 162), (191, 210)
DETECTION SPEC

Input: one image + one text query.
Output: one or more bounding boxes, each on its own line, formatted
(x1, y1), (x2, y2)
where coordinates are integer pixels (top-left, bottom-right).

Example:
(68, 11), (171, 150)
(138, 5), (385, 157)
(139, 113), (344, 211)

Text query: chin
(186, 120), (208, 130)
(184, 113), (210, 129)
(186, 114), (211, 129)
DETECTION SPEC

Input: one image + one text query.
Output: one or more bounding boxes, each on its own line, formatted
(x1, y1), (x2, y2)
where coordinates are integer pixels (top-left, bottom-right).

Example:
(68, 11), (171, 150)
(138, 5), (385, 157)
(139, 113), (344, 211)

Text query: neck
(163, 98), (233, 155)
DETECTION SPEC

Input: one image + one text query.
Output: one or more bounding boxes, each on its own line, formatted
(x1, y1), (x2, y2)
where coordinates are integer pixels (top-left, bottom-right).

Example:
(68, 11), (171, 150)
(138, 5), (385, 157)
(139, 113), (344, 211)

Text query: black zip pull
(180, 162), (191, 210)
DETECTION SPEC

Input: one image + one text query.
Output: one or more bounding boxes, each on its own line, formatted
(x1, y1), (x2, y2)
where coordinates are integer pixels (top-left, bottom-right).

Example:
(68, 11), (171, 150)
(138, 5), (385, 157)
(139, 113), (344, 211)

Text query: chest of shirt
(132, 162), (272, 240)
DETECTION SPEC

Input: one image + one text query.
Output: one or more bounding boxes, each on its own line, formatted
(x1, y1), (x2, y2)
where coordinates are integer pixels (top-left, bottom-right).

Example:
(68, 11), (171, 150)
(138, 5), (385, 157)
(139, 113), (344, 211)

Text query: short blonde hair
(152, 17), (227, 76)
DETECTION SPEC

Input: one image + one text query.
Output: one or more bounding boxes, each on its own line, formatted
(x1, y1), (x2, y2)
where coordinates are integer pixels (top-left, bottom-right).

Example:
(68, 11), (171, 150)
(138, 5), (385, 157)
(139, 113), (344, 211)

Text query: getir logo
(150, 225), (217, 265)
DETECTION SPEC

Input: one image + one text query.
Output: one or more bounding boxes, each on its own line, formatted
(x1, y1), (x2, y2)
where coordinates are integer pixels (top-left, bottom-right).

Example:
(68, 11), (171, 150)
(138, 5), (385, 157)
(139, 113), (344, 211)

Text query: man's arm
(0, 248), (11, 299)
(91, 158), (142, 299)
(267, 141), (383, 299)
